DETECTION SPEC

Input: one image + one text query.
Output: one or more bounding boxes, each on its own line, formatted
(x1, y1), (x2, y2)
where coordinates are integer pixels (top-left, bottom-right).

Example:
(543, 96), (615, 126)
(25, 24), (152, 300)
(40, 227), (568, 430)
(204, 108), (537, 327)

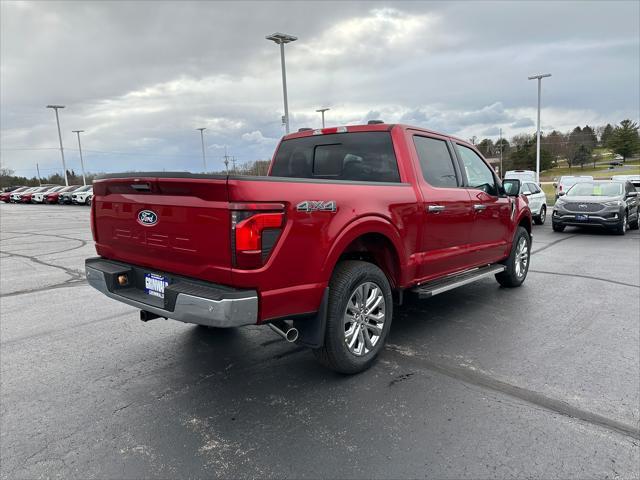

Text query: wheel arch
(322, 216), (406, 289)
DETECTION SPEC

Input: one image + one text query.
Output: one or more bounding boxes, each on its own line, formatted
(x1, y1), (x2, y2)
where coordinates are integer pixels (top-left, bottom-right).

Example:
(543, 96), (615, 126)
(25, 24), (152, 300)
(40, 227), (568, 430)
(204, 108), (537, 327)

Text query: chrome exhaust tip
(268, 321), (299, 343)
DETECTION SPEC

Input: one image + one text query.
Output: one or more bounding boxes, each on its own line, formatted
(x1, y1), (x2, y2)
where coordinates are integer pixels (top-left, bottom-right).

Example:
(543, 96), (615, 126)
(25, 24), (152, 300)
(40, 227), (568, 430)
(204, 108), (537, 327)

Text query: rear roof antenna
(367, 120), (384, 125)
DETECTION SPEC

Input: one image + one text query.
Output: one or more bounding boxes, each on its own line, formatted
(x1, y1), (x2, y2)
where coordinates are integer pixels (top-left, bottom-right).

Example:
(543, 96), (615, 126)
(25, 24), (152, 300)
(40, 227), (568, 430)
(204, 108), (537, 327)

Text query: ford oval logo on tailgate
(138, 210), (158, 226)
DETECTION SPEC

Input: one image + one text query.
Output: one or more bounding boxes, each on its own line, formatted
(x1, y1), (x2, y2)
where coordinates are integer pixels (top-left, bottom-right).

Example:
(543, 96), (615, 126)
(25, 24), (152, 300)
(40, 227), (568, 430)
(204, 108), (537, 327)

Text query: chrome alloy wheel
(343, 281), (386, 357)
(514, 236), (529, 279)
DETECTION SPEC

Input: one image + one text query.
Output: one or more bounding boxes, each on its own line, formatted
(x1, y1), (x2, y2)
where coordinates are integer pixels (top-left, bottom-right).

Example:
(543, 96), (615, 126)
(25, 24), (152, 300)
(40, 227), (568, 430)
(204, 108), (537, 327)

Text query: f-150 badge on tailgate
(296, 200), (337, 213)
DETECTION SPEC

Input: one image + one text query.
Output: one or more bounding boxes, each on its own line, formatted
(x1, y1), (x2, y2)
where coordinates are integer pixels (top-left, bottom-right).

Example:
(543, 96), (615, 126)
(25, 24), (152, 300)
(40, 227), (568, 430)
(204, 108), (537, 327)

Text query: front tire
(313, 261), (393, 374)
(534, 205), (546, 225)
(496, 226), (531, 288)
(552, 222), (565, 232)
(615, 211), (627, 235)
(86, 196), (92, 206)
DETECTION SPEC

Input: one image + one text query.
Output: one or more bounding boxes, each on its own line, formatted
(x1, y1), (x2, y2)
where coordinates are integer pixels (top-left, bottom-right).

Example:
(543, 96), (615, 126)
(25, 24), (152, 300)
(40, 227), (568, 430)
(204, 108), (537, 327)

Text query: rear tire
(496, 227), (531, 288)
(86, 196), (92, 206)
(534, 205), (546, 225)
(313, 261), (393, 374)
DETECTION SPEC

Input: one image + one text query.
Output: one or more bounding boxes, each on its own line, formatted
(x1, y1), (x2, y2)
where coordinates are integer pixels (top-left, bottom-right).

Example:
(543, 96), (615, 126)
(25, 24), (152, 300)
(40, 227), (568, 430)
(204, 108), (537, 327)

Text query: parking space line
(529, 269), (640, 288)
(385, 344), (640, 441)
(531, 234), (578, 255)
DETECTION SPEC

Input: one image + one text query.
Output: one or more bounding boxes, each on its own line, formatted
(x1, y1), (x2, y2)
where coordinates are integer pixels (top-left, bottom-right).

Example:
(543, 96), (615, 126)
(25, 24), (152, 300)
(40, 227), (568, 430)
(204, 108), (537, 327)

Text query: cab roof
(282, 123), (474, 148)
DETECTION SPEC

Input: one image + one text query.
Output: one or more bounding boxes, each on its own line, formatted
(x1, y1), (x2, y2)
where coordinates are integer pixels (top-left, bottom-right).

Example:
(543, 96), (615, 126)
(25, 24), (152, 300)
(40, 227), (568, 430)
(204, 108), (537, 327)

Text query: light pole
(528, 73), (551, 183)
(499, 127), (503, 178)
(46, 105), (69, 186)
(316, 107), (330, 128)
(196, 127), (207, 172)
(72, 130), (87, 185)
(266, 32), (297, 134)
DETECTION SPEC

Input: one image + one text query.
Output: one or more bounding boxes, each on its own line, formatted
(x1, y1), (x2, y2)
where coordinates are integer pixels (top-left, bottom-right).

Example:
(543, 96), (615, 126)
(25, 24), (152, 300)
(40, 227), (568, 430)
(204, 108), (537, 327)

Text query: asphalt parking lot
(1, 203), (639, 479)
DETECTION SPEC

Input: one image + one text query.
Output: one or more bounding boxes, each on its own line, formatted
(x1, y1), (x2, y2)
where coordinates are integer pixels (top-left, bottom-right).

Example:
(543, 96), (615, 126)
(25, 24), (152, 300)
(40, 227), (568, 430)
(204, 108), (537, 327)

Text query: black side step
(411, 264), (506, 299)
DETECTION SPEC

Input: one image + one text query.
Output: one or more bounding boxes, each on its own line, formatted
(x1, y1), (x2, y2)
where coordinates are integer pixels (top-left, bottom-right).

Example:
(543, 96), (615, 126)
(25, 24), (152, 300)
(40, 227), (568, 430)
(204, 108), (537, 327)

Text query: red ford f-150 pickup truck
(86, 123), (532, 373)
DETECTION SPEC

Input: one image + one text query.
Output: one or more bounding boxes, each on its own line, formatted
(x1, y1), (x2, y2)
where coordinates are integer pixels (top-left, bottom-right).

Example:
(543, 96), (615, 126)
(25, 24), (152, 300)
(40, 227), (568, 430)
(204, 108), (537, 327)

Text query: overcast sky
(1, 0), (639, 177)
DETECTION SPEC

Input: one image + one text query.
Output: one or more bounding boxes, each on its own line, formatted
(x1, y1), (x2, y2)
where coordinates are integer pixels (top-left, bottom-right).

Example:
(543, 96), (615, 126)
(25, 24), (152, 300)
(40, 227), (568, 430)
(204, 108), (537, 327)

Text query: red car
(1, 186), (27, 203)
(86, 122), (532, 373)
(46, 185), (81, 204)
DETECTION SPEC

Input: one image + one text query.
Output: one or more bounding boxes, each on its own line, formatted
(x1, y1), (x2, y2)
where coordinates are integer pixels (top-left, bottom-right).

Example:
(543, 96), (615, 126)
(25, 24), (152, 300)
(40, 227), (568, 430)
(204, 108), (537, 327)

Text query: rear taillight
(90, 201), (98, 242)
(231, 205), (285, 269)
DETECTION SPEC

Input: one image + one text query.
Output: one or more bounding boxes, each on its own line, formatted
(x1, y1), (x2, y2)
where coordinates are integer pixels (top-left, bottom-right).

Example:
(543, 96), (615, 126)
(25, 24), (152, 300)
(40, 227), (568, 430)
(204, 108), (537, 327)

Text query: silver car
(552, 180), (639, 235)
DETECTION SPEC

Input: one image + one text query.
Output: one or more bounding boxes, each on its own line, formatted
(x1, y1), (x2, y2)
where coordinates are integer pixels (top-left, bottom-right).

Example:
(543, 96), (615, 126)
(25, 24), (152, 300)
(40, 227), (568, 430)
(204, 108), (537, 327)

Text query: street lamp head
(72, 130), (84, 134)
(528, 73), (552, 80)
(266, 32), (298, 44)
(196, 127), (206, 131)
(46, 105), (65, 109)
(316, 107), (330, 113)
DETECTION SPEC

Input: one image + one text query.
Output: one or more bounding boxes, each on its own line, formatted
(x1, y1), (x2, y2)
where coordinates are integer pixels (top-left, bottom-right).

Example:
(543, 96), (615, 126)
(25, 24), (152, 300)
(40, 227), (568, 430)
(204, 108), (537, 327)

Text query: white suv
(71, 187), (93, 205)
(520, 181), (547, 225)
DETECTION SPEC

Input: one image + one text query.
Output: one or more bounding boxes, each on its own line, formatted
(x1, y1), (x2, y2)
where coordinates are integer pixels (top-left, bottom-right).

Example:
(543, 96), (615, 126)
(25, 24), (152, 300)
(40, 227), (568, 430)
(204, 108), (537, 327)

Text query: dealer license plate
(575, 214), (588, 221)
(144, 273), (168, 298)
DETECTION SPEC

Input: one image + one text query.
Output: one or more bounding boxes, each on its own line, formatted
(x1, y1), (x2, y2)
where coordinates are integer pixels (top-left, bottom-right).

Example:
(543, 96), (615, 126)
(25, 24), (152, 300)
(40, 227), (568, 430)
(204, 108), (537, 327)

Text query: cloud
(1, 1), (638, 176)
(511, 118), (535, 128)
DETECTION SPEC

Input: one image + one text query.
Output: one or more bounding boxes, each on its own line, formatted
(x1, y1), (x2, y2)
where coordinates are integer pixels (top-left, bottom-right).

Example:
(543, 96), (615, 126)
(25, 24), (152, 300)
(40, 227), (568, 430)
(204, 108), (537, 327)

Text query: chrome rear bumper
(85, 257), (258, 328)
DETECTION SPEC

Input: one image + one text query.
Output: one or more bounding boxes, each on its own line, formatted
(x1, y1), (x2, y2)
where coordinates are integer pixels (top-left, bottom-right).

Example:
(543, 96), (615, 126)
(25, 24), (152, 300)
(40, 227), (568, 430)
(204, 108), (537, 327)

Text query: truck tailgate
(92, 175), (232, 284)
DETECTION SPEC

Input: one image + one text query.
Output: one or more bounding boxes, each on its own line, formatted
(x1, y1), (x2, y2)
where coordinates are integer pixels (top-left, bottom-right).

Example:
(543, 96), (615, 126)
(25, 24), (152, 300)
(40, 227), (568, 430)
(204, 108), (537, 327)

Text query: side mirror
(502, 179), (521, 197)
(627, 191), (639, 198)
(558, 191), (566, 197)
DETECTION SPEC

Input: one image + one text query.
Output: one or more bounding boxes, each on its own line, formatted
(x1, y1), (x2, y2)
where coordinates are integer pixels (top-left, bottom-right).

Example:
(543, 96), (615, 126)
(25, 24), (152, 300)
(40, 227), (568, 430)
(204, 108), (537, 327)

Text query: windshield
(566, 182), (623, 197)
(74, 185), (91, 192)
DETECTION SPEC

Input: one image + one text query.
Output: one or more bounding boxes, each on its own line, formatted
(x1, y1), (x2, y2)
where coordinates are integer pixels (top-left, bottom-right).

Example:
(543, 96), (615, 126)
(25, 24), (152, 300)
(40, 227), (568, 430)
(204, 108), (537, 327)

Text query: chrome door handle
(428, 205), (445, 213)
(473, 204), (487, 211)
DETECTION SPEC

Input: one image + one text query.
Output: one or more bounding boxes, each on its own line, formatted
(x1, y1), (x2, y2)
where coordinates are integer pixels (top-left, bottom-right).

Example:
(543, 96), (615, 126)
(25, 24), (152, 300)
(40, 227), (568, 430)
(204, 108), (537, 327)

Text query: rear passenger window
(530, 183), (541, 194)
(413, 136), (458, 188)
(270, 132), (400, 182)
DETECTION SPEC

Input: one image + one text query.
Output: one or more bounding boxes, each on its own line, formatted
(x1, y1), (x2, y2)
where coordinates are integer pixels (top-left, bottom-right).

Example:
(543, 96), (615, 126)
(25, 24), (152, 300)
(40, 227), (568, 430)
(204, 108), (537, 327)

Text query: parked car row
(0, 185), (93, 205)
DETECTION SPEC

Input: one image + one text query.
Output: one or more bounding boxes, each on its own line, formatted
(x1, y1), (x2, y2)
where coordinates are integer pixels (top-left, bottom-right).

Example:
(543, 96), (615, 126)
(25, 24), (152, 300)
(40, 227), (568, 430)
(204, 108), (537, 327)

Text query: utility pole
(528, 73), (551, 183)
(266, 33), (298, 134)
(196, 128), (207, 172)
(72, 130), (87, 185)
(46, 105), (69, 186)
(499, 127), (503, 178)
(316, 107), (330, 128)
(36, 163), (42, 186)
(223, 146), (230, 174)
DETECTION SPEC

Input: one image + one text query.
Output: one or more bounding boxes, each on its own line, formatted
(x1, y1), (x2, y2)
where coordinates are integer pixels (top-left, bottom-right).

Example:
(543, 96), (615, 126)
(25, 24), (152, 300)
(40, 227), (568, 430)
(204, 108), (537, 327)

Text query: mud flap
(293, 287), (329, 349)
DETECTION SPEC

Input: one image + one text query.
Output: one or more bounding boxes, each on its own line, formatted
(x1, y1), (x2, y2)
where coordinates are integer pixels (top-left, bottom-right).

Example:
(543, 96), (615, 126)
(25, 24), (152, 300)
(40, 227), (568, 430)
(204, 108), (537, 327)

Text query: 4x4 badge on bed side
(296, 200), (337, 213)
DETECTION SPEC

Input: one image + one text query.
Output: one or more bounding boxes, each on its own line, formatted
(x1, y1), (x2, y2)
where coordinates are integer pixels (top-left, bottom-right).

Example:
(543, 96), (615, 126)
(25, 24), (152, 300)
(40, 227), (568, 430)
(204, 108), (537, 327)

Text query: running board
(411, 264), (506, 299)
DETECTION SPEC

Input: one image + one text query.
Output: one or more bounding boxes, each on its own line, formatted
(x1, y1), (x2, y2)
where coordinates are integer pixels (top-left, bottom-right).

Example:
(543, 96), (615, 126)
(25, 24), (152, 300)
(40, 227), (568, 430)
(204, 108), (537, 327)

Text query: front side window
(456, 144), (498, 196)
(413, 136), (458, 188)
(270, 132), (400, 183)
